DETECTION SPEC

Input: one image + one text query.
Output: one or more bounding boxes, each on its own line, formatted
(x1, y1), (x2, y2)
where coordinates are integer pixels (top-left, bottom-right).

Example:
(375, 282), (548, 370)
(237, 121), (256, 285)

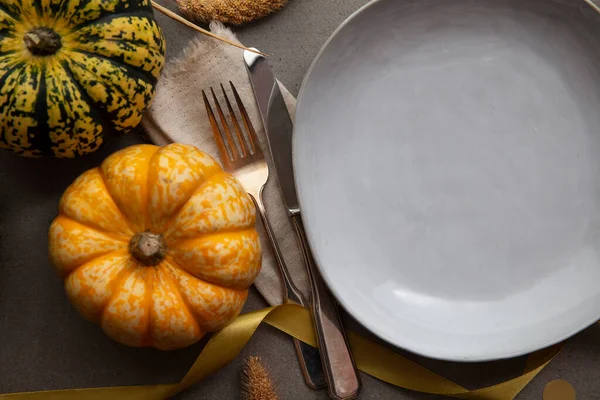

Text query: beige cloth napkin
(141, 22), (307, 306)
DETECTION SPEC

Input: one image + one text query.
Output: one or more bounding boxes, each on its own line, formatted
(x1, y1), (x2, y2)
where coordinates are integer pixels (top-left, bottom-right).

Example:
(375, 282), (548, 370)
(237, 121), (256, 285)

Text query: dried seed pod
(176, 0), (288, 26)
(241, 356), (279, 400)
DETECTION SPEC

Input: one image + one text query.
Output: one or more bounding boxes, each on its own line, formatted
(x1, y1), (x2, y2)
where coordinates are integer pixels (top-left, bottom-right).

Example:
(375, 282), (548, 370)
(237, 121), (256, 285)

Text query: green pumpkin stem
(24, 28), (62, 56)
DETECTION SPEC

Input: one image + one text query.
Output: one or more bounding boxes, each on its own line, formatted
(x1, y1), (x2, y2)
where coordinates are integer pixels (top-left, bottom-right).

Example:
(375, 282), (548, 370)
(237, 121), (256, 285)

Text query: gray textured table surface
(2, 1), (600, 399)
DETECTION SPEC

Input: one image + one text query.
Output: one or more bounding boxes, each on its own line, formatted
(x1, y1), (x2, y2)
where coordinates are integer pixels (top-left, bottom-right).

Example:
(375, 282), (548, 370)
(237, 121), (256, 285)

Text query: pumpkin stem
(129, 231), (166, 266)
(24, 28), (62, 56)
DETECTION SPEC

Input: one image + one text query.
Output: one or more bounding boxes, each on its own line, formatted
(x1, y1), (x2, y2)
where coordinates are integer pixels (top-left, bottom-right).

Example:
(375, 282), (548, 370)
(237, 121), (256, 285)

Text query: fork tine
(202, 90), (231, 163)
(230, 81), (259, 154)
(210, 87), (239, 160)
(220, 83), (248, 158)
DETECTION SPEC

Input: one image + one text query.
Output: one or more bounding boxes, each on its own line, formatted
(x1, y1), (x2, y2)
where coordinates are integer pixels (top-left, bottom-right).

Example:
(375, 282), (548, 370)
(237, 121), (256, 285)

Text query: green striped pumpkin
(0, 0), (165, 158)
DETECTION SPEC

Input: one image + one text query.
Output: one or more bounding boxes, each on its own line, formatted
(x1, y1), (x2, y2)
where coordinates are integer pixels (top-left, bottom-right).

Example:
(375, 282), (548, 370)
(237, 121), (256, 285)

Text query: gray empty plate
(293, 0), (600, 361)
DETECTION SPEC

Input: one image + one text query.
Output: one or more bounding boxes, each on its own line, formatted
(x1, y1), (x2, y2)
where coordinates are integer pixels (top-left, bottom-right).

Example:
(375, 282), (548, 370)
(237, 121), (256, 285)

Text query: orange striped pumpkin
(48, 143), (261, 350)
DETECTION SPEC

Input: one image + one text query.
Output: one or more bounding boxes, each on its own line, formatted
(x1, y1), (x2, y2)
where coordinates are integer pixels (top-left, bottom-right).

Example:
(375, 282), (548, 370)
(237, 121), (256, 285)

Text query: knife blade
(242, 49), (325, 391)
(245, 49), (362, 400)
(243, 51), (299, 215)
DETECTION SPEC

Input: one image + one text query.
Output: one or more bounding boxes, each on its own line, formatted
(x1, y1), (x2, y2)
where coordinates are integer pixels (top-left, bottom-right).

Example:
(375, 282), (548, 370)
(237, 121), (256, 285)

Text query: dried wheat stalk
(151, 1), (265, 55)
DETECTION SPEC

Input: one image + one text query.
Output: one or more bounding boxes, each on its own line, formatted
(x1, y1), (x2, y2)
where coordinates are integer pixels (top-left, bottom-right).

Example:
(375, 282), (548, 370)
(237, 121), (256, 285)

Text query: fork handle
(290, 213), (362, 400)
(253, 191), (326, 390)
(253, 192), (308, 306)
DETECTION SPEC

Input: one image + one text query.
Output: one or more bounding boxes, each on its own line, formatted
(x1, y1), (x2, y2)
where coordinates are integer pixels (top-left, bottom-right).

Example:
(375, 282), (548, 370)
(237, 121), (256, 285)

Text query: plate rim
(293, 0), (600, 362)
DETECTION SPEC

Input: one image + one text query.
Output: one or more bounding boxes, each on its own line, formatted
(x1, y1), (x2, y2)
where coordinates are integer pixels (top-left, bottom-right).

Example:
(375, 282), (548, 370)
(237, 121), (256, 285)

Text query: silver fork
(202, 82), (326, 390)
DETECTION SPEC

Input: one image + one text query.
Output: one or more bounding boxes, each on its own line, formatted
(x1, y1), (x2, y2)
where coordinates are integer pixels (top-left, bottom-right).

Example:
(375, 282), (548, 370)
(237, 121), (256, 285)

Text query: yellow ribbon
(0, 304), (563, 400)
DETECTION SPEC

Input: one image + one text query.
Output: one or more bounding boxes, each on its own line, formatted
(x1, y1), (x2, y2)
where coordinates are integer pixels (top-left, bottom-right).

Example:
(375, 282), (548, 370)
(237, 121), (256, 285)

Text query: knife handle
(253, 192), (326, 390)
(291, 214), (362, 400)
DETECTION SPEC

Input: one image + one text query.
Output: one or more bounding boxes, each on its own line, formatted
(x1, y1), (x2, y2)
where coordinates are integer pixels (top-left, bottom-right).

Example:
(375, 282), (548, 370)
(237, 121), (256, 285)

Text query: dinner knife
(240, 53), (325, 392)
(244, 49), (362, 400)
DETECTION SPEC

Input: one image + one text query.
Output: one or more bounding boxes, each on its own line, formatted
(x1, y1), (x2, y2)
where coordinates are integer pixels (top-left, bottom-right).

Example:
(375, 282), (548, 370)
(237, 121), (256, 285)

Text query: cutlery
(202, 82), (326, 390)
(244, 50), (362, 400)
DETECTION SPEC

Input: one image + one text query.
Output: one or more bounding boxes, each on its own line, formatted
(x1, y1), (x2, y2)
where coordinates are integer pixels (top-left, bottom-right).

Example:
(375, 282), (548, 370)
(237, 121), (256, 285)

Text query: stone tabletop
(2, 1), (600, 399)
